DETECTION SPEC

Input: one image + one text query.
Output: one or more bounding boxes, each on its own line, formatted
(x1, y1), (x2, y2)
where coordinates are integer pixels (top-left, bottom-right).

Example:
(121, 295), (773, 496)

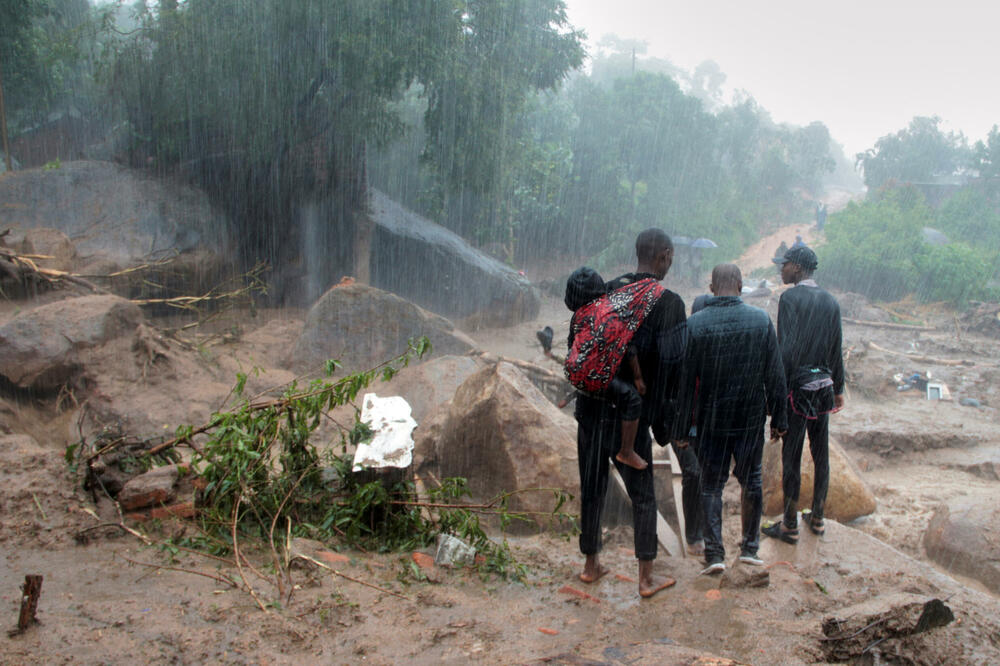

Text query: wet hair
(636, 228), (673, 262)
(565, 266), (607, 311)
(711, 263), (742, 291)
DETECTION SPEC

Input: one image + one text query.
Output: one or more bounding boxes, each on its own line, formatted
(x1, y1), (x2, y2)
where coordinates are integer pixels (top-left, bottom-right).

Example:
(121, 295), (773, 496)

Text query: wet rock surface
(429, 361), (579, 525)
(369, 190), (540, 327)
(0, 294), (143, 390)
(762, 434), (877, 521)
(0, 160), (227, 265)
(290, 281), (477, 373)
(924, 499), (1000, 594)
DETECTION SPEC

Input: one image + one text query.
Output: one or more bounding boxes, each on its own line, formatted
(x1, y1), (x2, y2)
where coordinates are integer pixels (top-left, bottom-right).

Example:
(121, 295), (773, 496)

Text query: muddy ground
(3, 226), (1000, 664)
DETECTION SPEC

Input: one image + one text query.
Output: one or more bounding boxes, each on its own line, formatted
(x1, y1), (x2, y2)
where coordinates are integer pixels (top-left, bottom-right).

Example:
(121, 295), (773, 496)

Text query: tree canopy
(856, 116), (972, 190)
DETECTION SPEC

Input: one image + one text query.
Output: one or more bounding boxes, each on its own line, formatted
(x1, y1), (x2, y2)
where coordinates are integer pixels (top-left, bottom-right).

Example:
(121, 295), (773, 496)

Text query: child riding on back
(565, 267), (648, 471)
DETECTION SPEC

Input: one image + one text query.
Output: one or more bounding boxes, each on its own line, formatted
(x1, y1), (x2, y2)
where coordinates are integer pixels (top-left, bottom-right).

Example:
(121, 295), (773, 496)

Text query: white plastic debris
(435, 533), (477, 567)
(352, 393), (418, 472)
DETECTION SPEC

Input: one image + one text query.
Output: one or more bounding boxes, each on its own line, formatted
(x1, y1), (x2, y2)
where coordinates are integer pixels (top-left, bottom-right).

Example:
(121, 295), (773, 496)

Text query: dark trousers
(697, 429), (764, 562)
(781, 410), (830, 528)
(575, 393), (658, 561)
(671, 440), (704, 544)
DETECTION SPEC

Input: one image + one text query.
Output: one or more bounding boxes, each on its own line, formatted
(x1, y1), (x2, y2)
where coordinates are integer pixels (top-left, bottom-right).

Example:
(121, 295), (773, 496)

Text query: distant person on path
(774, 241), (788, 260)
(816, 203), (828, 231)
(564, 266), (648, 471)
(763, 245), (845, 543)
(792, 234), (804, 248)
(683, 264), (787, 573)
(574, 228), (688, 598)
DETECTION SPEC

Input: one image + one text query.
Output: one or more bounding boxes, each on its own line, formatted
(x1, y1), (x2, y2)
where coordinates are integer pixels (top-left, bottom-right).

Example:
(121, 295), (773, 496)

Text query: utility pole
(0, 52), (12, 172)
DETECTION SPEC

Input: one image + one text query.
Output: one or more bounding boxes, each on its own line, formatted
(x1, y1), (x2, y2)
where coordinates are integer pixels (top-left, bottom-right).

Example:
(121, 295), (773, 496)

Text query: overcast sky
(562, 0), (999, 157)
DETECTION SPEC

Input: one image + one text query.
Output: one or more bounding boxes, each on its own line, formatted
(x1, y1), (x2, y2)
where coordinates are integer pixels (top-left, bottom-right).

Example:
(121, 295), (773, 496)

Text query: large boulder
(427, 362), (579, 527)
(924, 500), (1000, 594)
(0, 160), (227, 268)
(0, 294), (143, 390)
(762, 434), (876, 521)
(376, 354), (484, 423)
(290, 282), (477, 373)
(368, 190), (540, 327)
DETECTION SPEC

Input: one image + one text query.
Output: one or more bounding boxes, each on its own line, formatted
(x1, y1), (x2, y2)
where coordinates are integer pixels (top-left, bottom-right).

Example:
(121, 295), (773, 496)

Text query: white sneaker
(700, 561), (725, 575)
(738, 552), (764, 566)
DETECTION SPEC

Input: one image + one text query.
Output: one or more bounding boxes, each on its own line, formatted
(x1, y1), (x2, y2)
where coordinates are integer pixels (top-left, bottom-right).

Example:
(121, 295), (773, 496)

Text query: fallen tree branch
(290, 552), (412, 601)
(843, 317), (935, 331)
(233, 496), (268, 613)
(865, 341), (976, 366)
(118, 553), (237, 588)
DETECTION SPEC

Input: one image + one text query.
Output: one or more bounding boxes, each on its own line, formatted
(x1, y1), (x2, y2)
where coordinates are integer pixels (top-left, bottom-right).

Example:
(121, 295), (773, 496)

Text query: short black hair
(636, 228), (673, 262)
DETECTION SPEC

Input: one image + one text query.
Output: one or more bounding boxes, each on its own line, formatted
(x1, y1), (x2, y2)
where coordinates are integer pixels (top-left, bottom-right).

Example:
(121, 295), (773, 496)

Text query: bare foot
(579, 554), (610, 583)
(638, 559), (675, 598)
(639, 574), (675, 598)
(615, 451), (648, 470)
(578, 565), (610, 584)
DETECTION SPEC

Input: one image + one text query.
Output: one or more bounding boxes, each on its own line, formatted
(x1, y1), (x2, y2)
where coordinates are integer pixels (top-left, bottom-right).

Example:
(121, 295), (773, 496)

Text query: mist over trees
(5, 1), (998, 308)
(825, 118), (1000, 305)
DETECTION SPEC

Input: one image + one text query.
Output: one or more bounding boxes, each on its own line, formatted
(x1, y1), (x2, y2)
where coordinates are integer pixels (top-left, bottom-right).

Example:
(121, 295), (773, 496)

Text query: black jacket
(684, 296), (787, 437)
(776, 283), (845, 395)
(605, 272), (688, 440)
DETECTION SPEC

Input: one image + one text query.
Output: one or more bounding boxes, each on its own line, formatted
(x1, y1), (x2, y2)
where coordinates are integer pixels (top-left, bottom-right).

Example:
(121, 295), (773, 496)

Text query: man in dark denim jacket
(683, 264), (787, 573)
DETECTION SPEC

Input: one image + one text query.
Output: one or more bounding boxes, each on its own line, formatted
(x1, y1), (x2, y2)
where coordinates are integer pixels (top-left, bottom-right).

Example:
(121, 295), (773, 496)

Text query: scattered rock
(960, 397), (982, 408)
(720, 564), (769, 589)
(0, 160), (227, 266)
(12, 227), (77, 271)
(0, 294), (143, 390)
(924, 499), (1000, 594)
(125, 501), (196, 522)
(116, 464), (180, 511)
(820, 593), (954, 662)
(430, 362), (579, 529)
(290, 282), (476, 373)
(762, 435), (876, 521)
(435, 533), (476, 567)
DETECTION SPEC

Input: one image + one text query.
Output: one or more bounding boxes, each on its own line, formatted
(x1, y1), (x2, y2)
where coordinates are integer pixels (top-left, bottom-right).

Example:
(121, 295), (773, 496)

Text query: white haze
(563, 0), (1000, 158)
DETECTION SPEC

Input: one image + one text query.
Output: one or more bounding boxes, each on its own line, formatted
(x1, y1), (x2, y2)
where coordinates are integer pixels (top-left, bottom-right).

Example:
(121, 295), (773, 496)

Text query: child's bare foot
(616, 450), (648, 470)
(579, 555), (610, 583)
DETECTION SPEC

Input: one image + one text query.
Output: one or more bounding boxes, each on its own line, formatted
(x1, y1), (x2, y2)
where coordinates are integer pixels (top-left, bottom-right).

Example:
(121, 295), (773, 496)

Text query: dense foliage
(2, 1), (858, 288)
(820, 185), (998, 305)
(856, 116), (973, 191)
(0, 0), (94, 134)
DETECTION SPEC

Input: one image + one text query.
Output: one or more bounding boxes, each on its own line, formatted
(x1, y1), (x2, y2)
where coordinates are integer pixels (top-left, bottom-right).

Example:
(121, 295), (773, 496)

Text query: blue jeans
(697, 428), (764, 562)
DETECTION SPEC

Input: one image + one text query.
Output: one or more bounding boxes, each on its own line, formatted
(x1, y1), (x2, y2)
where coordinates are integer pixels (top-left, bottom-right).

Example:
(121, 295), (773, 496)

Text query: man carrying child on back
(568, 228), (688, 599)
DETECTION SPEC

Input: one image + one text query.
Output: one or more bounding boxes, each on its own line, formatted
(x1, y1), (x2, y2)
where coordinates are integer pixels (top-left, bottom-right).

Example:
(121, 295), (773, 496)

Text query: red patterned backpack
(564, 278), (664, 393)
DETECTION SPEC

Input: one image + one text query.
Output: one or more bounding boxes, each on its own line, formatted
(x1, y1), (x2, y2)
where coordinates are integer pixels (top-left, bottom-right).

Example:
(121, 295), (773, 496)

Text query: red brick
(557, 585), (602, 603)
(317, 550), (350, 565)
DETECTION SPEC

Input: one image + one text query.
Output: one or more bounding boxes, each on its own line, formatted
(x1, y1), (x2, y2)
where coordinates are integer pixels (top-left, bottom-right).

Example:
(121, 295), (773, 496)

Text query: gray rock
(430, 361), (579, 530)
(369, 190), (540, 327)
(960, 397), (982, 408)
(924, 500), (1000, 594)
(0, 160), (227, 265)
(290, 282), (476, 373)
(435, 533), (476, 567)
(379, 355), (484, 423)
(0, 294), (143, 389)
